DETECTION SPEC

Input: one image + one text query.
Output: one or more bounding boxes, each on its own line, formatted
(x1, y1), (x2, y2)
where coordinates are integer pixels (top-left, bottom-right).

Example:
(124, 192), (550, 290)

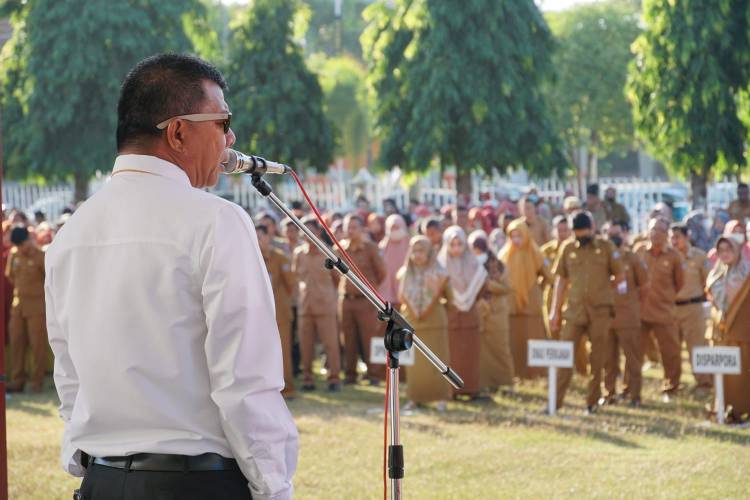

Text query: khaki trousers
(641, 320), (682, 394)
(674, 303), (712, 387)
(340, 297), (385, 382)
(278, 316), (295, 396)
(9, 300), (47, 390)
(556, 306), (612, 408)
(604, 326), (642, 401)
(299, 314), (340, 384)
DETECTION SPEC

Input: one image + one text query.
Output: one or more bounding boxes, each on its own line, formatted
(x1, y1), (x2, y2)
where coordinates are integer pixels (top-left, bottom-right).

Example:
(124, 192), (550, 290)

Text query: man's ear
(166, 120), (187, 152)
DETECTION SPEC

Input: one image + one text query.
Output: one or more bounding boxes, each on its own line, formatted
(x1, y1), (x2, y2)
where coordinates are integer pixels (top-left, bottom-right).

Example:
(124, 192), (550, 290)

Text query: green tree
(546, 0), (641, 189)
(309, 54), (370, 169)
(304, 0), (370, 59)
(362, 0), (563, 196)
(226, 0), (333, 170)
(627, 0), (749, 208)
(0, 0), (206, 201)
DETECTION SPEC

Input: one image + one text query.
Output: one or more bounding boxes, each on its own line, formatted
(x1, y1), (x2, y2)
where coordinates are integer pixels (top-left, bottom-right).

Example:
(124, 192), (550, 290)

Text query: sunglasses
(156, 112), (232, 134)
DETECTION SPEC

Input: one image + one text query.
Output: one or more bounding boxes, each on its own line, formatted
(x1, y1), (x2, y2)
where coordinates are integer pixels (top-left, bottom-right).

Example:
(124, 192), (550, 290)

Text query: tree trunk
(588, 132), (599, 184)
(73, 170), (89, 203)
(690, 168), (708, 210)
(456, 167), (472, 205)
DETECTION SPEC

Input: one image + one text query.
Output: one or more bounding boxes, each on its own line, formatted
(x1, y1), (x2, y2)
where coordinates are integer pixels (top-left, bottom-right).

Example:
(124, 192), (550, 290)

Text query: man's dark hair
(422, 217), (441, 232)
(117, 53), (228, 150)
(344, 213), (364, 226)
(570, 211), (592, 230)
(586, 183), (599, 196)
(255, 224), (268, 235)
(10, 226), (29, 246)
(670, 222), (689, 237)
(739, 182), (749, 190)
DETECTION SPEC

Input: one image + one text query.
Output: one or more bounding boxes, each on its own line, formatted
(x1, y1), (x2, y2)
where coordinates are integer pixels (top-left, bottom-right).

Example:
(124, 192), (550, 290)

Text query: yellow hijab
(498, 219), (545, 310)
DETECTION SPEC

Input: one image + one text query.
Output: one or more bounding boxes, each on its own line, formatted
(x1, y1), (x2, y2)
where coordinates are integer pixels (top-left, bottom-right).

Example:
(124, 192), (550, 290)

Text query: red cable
(287, 170), (391, 500)
(289, 170), (387, 305)
(383, 355), (390, 500)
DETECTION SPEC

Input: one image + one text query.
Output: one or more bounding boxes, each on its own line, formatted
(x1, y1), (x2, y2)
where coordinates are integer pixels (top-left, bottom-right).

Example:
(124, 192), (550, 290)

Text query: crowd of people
(3, 182), (750, 422)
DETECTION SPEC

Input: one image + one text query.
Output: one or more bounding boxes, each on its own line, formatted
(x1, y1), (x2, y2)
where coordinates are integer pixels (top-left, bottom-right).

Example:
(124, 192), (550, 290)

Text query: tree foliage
(0, 0), (205, 198)
(304, 0), (370, 59)
(546, 1), (641, 176)
(627, 0), (750, 204)
(309, 55), (370, 169)
(226, 0), (333, 169)
(362, 0), (563, 194)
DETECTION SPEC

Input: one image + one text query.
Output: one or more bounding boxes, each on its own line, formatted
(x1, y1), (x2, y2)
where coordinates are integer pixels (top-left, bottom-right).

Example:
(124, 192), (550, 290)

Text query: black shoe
(367, 379), (380, 387)
(342, 379), (357, 386)
(6, 385), (24, 394)
(628, 400), (641, 409)
(301, 384), (316, 392)
(327, 383), (341, 392)
(585, 405), (599, 415)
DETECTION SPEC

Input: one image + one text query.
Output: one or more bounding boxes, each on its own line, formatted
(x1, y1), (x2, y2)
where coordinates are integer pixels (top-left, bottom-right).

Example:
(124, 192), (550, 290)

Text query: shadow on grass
(6, 390), (60, 417)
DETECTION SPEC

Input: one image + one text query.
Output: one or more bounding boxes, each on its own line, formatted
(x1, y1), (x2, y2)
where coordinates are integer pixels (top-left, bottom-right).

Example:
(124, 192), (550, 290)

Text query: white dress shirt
(45, 154), (298, 500)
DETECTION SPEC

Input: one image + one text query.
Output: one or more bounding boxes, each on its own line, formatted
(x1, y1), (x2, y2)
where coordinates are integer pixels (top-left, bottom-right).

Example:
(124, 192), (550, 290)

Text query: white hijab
(437, 225), (487, 312)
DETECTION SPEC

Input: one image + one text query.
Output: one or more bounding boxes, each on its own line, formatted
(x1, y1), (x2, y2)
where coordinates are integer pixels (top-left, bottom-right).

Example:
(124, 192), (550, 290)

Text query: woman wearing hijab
(379, 214), (411, 309)
(398, 236), (452, 409)
(707, 220), (750, 265)
(438, 226), (487, 399)
(478, 250), (515, 393)
(499, 219), (553, 379)
(706, 236), (750, 423)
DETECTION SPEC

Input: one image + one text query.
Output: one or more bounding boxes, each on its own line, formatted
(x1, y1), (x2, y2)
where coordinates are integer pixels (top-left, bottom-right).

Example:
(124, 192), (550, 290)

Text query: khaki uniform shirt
(676, 246), (709, 301)
(634, 243), (684, 324)
(336, 239), (386, 297)
(526, 217), (551, 246)
(5, 245), (45, 300)
(552, 237), (623, 321)
(292, 243), (338, 316)
(728, 200), (750, 223)
(612, 250), (648, 329)
(605, 200), (631, 225)
(262, 248), (295, 322)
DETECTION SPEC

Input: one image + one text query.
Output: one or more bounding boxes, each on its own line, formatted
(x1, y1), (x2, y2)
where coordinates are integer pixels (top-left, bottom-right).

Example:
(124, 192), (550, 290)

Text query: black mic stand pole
(248, 174), (464, 500)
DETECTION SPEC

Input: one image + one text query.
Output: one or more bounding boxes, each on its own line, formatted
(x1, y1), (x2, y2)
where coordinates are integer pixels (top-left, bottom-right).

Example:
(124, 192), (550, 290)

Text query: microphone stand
(249, 174), (464, 500)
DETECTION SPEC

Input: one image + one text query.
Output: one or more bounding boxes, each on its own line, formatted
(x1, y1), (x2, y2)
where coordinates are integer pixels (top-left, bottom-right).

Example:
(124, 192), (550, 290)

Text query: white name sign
(528, 340), (574, 368)
(370, 337), (415, 366)
(692, 346), (741, 374)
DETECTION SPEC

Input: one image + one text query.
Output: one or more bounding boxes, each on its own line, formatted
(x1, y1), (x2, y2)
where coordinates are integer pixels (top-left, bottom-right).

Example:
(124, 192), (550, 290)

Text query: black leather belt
(675, 296), (706, 306)
(92, 453), (240, 472)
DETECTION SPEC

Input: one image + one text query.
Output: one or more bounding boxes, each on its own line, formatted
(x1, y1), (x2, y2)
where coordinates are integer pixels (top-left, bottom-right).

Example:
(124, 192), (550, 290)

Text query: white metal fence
(3, 171), (740, 235)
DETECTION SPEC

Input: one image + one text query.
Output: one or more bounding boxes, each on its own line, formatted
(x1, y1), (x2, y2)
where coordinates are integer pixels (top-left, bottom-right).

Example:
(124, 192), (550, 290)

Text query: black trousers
(78, 463), (251, 500)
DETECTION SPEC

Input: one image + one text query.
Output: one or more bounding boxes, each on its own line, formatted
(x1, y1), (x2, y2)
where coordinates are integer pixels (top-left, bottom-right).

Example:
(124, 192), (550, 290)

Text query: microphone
(220, 149), (291, 175)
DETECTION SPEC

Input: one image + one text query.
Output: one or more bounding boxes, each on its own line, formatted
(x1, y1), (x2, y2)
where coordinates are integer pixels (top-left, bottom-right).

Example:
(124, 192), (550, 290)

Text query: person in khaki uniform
(670, 223), (712, 389)
(477, 253), (515, 392)
(257, 224), (297, 398)
(541, 216), (588, 375)
(292, 217), (341, 392)
(5, 226), (47, 393)
(337, 214), (387, 384)
(602, 222), (648, 407)
(550, 212), (623, 413)
(634, 217), (685, 400)
(603, 187), (631, 228)
(519, 195), (551, 246)
(727, 182), (750, 223)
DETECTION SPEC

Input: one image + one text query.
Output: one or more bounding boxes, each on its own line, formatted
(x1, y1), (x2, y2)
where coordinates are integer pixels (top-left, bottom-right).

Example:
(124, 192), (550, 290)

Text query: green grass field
(7, 362), (750, 499)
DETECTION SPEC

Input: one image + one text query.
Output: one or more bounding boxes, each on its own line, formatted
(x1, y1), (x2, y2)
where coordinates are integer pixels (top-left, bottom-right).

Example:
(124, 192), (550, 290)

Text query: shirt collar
(112, 154), (192, 187)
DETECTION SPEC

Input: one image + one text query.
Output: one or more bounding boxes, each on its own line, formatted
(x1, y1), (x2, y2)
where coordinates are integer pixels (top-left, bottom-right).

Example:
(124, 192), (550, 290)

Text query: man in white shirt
(45, 53), (298, 500)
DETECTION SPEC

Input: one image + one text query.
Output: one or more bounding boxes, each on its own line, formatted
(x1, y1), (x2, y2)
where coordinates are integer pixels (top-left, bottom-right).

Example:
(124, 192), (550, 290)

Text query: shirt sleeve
(673, 252), (685, 293)
(551, 244), (568, 279)
(45, 260), (86, 477)
(371, 244), (387, 285)
(200, 203), (299, 500)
